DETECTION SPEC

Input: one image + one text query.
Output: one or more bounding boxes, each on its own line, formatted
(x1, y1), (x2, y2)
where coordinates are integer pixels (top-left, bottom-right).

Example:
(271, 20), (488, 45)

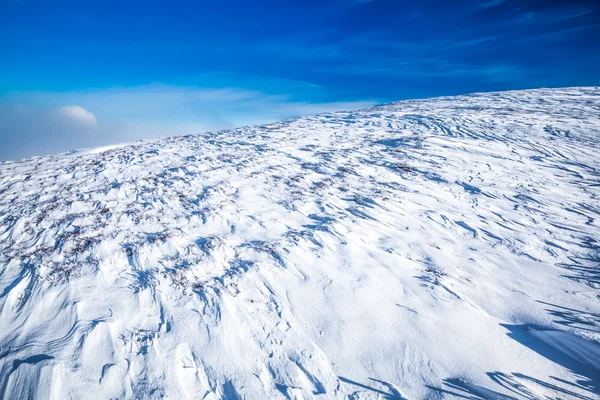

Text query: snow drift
(1, 87), (599, 399)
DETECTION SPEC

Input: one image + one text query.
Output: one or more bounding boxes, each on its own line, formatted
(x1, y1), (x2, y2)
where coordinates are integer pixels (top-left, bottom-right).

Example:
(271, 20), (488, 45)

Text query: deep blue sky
(1, 0), (599, 160)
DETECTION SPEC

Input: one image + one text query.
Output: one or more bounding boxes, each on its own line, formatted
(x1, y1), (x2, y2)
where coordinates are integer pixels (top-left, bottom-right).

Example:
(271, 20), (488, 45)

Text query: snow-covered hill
(1, 87), (599, 399)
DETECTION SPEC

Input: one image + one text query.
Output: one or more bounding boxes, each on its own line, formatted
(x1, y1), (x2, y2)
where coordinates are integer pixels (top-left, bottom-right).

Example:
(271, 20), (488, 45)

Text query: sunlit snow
(1, 87), (599, 399)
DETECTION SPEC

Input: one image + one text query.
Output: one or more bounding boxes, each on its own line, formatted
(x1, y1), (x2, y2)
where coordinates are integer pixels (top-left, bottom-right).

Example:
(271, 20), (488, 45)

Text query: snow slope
(1, 87), (599, 399)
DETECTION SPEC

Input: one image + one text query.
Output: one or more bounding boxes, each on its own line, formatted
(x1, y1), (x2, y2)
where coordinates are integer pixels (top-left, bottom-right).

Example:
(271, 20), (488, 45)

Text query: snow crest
(1, 87), (600, 398)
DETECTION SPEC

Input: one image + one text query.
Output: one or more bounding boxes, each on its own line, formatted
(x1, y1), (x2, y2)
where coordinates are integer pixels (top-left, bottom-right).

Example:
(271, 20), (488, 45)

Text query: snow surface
(1, 87), (600, 399)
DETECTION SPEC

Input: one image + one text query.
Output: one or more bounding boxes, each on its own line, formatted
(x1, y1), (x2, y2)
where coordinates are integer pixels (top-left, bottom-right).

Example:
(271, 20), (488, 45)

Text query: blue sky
(1, 0), (599, 160)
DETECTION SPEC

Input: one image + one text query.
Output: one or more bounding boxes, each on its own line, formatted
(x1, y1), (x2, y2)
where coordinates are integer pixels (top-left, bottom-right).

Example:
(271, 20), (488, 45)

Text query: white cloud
(56, 105), (97, 125)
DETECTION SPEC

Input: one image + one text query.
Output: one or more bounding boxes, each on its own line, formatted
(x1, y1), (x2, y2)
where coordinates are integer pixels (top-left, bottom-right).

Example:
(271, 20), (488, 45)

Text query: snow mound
(1, 87), (600, 399)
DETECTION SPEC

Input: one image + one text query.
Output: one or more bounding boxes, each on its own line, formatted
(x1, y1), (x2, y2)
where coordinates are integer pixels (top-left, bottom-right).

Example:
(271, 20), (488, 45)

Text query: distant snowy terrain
(1, 87), (600, 399)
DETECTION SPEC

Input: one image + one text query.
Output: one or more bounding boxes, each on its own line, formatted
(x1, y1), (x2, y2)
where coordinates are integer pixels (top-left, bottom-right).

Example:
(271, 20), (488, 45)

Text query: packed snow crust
(1, 87), (600, 399)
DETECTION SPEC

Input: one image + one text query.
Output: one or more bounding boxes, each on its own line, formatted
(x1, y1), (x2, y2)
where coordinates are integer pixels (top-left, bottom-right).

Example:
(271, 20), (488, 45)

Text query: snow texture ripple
(1, 87), (600, 399)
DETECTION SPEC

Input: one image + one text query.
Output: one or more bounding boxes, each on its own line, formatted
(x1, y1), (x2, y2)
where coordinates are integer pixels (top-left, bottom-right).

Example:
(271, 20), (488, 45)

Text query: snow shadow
(537, 301), (600, 334)
(338, 376), (406, 399)
(558, 253), (600, 295)
(426, 377), (517, 399)
(429, 372), (598, 400)
(501, 324), (600, 394)
(428, 324), (600, 398)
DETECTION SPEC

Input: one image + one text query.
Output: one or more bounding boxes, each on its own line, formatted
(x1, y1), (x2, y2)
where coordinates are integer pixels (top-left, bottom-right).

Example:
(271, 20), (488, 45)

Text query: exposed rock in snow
(1, 87), (599, 399)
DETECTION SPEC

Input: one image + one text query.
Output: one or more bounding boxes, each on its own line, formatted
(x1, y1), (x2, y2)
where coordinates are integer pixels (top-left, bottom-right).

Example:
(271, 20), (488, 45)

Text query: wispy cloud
(511, 3), (598, 24)
(477, 0), (506, 9)
(343, 0), (377, 9)
(441, 35), (502, 50)
(517, 22), (600, 42)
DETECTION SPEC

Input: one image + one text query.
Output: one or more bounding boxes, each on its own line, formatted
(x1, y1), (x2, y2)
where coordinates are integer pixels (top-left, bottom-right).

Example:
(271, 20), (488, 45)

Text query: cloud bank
(0, 84), (375, 161)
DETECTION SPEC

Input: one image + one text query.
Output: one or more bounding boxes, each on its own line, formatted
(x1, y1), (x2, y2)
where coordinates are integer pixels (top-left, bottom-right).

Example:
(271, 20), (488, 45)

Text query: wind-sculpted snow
(1, 87), (600, 399)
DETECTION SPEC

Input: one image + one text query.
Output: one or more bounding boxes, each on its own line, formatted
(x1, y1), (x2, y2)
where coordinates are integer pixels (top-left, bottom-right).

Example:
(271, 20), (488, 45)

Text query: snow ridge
(1, 87), (600, 399)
